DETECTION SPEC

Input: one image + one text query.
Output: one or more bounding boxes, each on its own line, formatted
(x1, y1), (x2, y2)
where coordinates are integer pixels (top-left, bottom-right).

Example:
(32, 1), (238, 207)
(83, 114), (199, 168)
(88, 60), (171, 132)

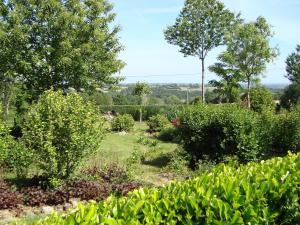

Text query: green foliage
(0, 110), (32, 178)
(247, 87), (275, 113)
(209, 62), (242, 103)
(0, 0), (124, 99)
(164, 95), (182, 105)
(82, 91), (113, 106)
(190, 96), (203, 105)
(164, 0), (237, 102)
(177, 105), (264, 164)
(280, 83), (300, 110)
(147, 114), (171, 132)
(22, 90), (105, 184)
(111, 114), (135, 132)
(99, 105), (183, 121)
(272, 111), (300, 154)
(158, 126), (179, 142)
(222, 16), (278, 108)
(37, 154), (300, 224)
(132, 82), (151, 104)
(286, 44), (300, 84)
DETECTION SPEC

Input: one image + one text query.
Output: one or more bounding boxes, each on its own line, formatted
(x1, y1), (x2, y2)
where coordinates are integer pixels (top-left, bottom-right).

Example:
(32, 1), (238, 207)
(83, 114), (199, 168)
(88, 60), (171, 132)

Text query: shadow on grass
(142, 155), (171, 168)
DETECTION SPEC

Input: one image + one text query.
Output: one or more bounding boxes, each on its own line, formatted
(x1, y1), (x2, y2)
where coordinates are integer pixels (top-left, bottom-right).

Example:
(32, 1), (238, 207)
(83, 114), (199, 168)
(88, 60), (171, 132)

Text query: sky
(110, 0), (300, 84)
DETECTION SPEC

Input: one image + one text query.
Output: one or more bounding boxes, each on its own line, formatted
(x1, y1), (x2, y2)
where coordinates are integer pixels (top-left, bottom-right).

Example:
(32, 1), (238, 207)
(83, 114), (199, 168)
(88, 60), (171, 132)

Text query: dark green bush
(0, 113), (33, 178)
(177, 104), (264, 165)
(147, 114), (171, 132)
(272, 111), (300, 154)
(158, 126), (179, 142)
(22, 90), (105, 185)
(111, 114), (135, 132)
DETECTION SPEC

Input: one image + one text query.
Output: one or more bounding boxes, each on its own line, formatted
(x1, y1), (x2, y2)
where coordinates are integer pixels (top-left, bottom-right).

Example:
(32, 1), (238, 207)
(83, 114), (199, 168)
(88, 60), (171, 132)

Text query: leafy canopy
(164, 0), (236, 59)
(0, 0), (125, 98)
(286, 45), (300, 84)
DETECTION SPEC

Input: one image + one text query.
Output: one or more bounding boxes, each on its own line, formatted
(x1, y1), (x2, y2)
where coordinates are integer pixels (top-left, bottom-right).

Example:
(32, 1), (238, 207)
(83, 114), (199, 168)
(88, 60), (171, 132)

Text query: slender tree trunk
(201, 58), (205, 103)
(247, 77), (251, 109)
(139, 107), (142, 123)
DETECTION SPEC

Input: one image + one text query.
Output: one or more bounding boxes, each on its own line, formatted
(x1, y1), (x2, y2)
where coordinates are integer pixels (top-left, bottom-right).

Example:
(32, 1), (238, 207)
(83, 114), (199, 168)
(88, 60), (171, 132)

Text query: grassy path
(86, 123), (179, 186)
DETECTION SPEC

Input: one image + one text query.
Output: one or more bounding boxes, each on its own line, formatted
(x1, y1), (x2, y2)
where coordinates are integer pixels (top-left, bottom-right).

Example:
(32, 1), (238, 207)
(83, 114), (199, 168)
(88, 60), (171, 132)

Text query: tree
(280, 83), (300, 110)
(286, 45), (300, 84)
(164, 95), (182, 105)
(0, 0), (124, 100)
(164, 0), (236, 103)
(221, 17), (278, 108)
(209, 62), (242, 103)
(132, 82), (151, 123)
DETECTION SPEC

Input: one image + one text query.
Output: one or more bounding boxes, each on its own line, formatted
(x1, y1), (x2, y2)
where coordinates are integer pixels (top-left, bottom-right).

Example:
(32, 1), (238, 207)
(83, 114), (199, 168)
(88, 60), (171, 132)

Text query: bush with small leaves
(147, 114), (171, 132)
(111, 114), (135, 132)
(22, 90), (105, 186)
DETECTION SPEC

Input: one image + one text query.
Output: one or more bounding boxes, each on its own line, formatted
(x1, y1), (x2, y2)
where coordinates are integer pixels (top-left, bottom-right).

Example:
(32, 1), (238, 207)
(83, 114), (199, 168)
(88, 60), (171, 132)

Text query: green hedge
(36, 153), (300, 224)
(99, 105), (184, 121)
(177, 104), (266, 164)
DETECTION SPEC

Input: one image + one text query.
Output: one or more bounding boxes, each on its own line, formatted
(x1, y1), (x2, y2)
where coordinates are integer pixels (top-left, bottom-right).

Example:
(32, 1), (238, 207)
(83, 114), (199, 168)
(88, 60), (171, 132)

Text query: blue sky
(111, 0), (300, 84)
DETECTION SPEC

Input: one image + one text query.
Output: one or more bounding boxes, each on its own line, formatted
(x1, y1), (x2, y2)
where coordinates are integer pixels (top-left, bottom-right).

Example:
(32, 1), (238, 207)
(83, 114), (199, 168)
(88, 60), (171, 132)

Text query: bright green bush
(0, 116), (11, 168)
(111, 114), (135, 132)
(22, 90), (105, 183)
(246, 87), (275, 113)
(177, 104), (264, 164)
(147, 114), (171, 132)
(38, 153), (300, 225)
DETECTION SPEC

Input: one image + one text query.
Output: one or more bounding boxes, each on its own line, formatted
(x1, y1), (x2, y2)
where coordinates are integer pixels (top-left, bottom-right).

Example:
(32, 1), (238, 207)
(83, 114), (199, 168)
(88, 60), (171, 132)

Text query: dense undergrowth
(31, 153), (299, 225)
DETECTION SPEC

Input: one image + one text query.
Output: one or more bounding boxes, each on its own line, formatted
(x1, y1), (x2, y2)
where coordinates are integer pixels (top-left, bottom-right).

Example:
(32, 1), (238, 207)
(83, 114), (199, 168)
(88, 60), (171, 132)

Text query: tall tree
(132, 82), (151, 123)
(0, 0), (125, 100)
(164, 0), (236, 103)
(221, 17), (278, 108)
(286, 45), (300, 84)
(209, 62), (242, 103)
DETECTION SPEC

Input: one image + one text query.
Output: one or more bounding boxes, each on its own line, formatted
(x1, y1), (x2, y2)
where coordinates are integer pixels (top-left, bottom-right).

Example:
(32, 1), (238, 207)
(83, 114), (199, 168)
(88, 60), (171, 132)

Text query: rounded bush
(247, 87), (274, 113)
(177, 104), (263, 165)
(22, 90), (105, 182)
(111, 114), (135, 132)
(147, 114), (171, 132)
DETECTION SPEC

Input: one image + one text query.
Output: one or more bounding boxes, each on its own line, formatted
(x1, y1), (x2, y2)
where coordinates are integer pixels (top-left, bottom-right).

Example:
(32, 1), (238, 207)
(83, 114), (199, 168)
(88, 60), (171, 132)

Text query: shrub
(272, 111), (300, 154)
(177, 104), (263, 165)
(111, 114), (134, 132)
(39, 154), (300, 225)
(158, 126), (179, 142)
(22, 90), (105, 185)
(244, 87), (275, 113)
(147, 114), (171, 132)
(0, 117), (32, 178)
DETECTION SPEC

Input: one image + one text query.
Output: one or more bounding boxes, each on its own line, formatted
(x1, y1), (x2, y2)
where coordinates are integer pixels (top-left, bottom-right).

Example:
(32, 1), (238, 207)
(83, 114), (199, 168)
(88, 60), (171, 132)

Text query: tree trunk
(201, 58), (205, 103)
(247, 77), (251, 109)
(139, 107), (142, 123)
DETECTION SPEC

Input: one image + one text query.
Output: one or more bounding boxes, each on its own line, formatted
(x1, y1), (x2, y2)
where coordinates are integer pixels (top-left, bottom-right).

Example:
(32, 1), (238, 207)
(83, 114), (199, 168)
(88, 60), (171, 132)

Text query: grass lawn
(85, 122), (180, 186)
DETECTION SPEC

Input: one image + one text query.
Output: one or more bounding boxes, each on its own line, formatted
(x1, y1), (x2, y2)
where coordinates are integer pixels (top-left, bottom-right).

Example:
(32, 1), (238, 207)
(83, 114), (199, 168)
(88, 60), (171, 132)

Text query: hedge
(99, 105), (184, 121)
(35, 153), (300, 224)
